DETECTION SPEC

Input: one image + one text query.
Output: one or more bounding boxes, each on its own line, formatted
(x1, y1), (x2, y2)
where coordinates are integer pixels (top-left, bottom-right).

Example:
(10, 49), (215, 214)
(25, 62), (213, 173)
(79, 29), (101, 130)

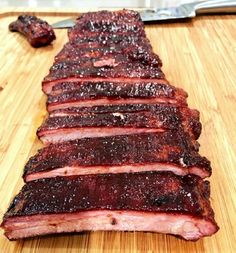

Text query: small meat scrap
(9, 15), (56, 48)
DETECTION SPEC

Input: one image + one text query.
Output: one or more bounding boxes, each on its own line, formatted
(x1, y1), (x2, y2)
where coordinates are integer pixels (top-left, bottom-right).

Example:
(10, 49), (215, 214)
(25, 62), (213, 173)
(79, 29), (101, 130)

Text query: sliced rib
(46, 80), (187, 110)
(45, 80), (187, 111)
(55, 40), (161, 67)
(1, 172), (219, 240)
(23, 132), (210, 182)
(43, 60), (165, 85)
(68, 10), (146, 41)
(43, 77), (170, 95)
(37, 105), (201, 144)
(70, 34), (157, 52)
(49, 103), (188, 116)
(46, 79), (174, 97)
(47, 97), (185, 112)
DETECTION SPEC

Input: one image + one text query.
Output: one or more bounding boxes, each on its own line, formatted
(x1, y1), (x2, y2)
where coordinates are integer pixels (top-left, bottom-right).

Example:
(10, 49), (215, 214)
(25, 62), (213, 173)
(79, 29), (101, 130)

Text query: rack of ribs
(1, 9), (219, 241)
(9, 15), (56, 48)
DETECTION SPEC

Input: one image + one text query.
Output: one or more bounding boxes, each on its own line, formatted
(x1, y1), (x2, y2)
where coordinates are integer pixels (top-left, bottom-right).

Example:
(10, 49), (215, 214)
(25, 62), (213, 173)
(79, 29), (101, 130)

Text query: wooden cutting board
(0, 8), (235, 253)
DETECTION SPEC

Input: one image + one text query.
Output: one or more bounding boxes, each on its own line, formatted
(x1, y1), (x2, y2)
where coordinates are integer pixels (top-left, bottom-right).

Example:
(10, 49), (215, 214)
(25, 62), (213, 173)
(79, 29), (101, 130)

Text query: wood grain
(0, 10), (235, 253)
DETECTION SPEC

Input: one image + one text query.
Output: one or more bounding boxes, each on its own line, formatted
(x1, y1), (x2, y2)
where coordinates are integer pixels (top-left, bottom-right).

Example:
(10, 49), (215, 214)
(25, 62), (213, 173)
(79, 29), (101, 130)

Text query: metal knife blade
(52, 0), (236, 28)
(52, 18), (76, 29)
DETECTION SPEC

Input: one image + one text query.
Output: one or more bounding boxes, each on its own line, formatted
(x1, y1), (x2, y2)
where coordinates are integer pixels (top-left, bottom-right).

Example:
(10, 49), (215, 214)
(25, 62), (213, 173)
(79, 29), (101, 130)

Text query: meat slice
(55, 40), (161, 67)
(9, 15), (56, 48)
(43, 78), (171, 99)
(47, 80), (175, 97)
(44, 80), (187, 111)
(1, 172), (219, 240)
(50, 103), (186, 116)
(43, 59), (165, 84)
(46, 80), (187, 109)
(71, 33), (153, 48)
(37, 105), (201, 144)
(48, 97), (181, 112)
(23, 132), (210, 182)
(68, 10), (145, 41)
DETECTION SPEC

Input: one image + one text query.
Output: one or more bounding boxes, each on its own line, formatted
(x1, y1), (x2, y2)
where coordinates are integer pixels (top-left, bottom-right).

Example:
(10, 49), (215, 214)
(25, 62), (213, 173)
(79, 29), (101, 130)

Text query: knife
(51, 0), (236, 28)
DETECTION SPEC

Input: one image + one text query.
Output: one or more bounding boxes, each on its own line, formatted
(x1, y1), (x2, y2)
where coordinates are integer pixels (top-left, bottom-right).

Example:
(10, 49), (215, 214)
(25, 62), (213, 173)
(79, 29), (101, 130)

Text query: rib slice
(49, 103), (187, 116)
(1, 172), (219, 240)
(46, 79), (177, 97)
(43, 77), (172, 96)
(23, 132), (210, 182)
(71, 33), (155, 47)
(46, 80), (187, 112)
(43, 60), (165, 84)
(68, 10), (146, 41)
(48, 97), (182, 112)
(54, 38), (161, 67)
(37, 105), (201, 144)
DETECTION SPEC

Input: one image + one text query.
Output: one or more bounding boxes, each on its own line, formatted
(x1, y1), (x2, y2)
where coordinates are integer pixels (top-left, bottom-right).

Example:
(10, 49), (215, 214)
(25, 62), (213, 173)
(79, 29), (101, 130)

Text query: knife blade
(52, 0), (236, 28)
